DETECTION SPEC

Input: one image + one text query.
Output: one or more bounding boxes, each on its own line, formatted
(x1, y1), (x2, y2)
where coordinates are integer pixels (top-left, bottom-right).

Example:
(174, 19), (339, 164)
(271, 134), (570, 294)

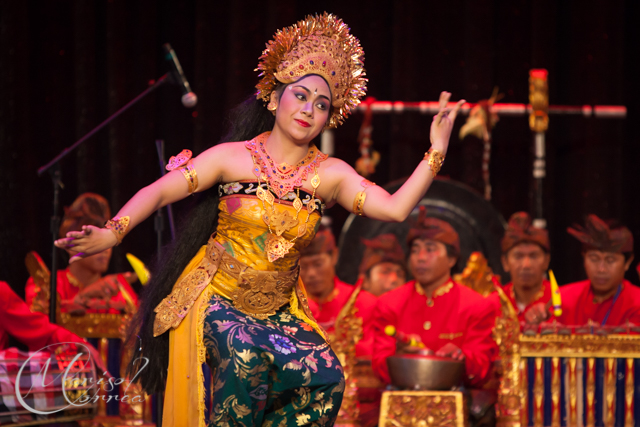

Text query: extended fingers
(438, 91), (451, 110)
(54, 237), (76, 248)
(448, 99), (466, 121)
(66, 230), (86, 239)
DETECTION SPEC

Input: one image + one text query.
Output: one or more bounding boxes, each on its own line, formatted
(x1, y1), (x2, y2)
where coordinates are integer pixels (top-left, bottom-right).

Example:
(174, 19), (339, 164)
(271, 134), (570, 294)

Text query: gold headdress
(255, 12), (367, 128)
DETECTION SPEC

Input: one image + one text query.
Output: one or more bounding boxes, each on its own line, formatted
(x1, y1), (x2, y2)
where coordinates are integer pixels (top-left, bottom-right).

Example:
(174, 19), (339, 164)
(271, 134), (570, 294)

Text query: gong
(336, 178), (507, 284)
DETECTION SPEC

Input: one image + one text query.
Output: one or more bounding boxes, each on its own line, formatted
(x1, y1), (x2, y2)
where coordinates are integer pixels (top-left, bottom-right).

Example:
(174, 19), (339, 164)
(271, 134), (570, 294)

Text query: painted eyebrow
(292, 85), (331, 102)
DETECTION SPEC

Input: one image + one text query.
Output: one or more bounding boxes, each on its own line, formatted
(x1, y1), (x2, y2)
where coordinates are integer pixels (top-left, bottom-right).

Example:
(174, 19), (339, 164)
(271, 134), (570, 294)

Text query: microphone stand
(37, 74), (171, 323)
(154, 140), (177, 252)
(151, 140), (178, 427)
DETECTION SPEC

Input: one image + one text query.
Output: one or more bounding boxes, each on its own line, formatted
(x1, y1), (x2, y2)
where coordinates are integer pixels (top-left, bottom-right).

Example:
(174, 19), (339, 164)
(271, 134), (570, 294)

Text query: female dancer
(55, 13), (464, 427)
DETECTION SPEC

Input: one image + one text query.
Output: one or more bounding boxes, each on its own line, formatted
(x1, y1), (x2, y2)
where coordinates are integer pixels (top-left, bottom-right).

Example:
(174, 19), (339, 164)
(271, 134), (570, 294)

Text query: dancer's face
(272, 75), (331, 142)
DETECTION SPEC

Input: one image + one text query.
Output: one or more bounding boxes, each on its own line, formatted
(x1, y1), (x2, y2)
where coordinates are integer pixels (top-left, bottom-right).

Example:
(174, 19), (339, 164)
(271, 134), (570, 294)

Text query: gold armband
(424, 148), (445, 178)
(105, 216), (130, 246)
(352, 179), (376, 216)
(166, 149), (198, 194)
(179, 161), (198, 193)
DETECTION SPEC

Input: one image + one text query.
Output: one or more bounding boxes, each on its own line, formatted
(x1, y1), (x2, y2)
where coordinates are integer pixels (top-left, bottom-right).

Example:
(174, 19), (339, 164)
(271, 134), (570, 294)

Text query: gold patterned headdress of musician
(255, 12), (367, 129)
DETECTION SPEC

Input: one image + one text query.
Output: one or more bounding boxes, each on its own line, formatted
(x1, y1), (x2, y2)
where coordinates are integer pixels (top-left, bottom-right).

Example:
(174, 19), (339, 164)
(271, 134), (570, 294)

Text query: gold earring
(267, 101), (277, 111)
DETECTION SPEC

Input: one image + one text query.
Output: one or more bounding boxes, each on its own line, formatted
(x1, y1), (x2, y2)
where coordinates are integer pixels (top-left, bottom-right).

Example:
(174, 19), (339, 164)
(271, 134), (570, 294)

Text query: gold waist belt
(153, 234), (300, 337)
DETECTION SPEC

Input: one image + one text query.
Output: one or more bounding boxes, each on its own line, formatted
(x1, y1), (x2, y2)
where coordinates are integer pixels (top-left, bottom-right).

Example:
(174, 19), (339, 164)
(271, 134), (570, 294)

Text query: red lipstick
(295, 119), (310, 128)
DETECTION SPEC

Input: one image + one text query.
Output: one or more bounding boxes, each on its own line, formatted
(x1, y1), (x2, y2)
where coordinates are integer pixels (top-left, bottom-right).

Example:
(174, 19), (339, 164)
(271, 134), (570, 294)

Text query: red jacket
(488, 280), (552, 324)
(558, 279), (640, 326)
(0, 281), (86, 351)
(372, 279), (497, 387)
(309, 277), (377, 357)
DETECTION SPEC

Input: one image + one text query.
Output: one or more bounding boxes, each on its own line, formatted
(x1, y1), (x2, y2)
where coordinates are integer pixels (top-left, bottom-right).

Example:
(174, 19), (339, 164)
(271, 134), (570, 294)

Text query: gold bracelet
(180, 160), (198, 194)
(352, 179), (376, 216)
(424, 148), (445, 178)
(105, 216), (130, 246)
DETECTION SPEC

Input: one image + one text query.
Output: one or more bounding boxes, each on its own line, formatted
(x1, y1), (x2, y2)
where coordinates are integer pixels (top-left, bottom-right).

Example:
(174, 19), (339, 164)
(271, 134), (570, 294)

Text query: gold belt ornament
(153, 234), (300, 336)
(222, 256), (299, 320)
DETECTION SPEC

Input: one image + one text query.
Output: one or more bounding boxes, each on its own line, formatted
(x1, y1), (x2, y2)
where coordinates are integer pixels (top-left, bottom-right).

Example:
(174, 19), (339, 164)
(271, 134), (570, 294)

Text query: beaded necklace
(247, 132), (327, 198)
(245, 132), (326, 262)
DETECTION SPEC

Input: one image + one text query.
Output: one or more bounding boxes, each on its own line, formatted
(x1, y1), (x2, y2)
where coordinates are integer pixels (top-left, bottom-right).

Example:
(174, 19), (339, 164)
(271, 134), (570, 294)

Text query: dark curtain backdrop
(1, 0), (639, 297)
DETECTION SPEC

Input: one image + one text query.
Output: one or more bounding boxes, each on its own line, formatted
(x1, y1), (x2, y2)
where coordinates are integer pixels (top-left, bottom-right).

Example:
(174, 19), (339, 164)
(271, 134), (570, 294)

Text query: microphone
(163, 43), (198, 108)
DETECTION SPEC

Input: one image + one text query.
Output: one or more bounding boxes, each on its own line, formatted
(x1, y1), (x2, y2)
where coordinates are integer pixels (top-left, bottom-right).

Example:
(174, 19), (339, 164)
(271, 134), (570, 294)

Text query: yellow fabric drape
(163, 245), (325, 427)
(163, 246), (207, 427)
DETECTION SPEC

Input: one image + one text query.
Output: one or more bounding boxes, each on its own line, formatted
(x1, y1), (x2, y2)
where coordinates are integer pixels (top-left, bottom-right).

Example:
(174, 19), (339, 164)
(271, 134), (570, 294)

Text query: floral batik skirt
(203, 295), (344, 427)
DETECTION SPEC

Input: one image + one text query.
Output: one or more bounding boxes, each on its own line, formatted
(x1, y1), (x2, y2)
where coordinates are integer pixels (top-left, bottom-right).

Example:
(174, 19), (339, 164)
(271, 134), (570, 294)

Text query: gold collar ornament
(245, 132), (326, 262)
(255, 12), (367, 129)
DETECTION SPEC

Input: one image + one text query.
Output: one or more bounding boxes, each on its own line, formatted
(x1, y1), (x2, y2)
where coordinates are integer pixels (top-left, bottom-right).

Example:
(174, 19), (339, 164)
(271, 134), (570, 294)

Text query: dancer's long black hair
(127, 93), (278, 393)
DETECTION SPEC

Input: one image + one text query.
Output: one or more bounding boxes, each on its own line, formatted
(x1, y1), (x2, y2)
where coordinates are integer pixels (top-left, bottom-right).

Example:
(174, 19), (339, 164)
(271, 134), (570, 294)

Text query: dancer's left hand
(430, 91), (465, 154)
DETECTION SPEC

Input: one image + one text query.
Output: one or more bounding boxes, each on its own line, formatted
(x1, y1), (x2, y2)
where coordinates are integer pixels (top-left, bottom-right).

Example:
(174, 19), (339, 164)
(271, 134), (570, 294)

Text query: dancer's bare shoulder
(316, 156), (361, 205)
(196, 141), (259, 184)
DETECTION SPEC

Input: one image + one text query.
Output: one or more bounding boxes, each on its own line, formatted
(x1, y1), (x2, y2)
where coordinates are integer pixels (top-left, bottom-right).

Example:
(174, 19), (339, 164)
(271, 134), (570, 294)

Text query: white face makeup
(273, 75), (331, 142)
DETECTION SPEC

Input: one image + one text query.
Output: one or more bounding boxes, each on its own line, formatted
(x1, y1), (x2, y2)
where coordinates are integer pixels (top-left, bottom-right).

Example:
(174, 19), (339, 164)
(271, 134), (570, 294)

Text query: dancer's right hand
(54, 225), (118, 263)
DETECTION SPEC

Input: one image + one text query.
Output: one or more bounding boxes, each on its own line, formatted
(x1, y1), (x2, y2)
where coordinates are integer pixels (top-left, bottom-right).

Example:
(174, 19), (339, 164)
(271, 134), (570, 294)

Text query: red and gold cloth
(372, 279), (497, 387)
(308, 277), (377, 357)
(358, 233), (405, 275)
(25, 269), (138, 314)
(406, 208), (460, 255)
(501, 212), (550, 253)
(567, 214), (633, 253)
(299, 226), (336, 257)
(0, 281), (85, 351)
(487, 280), (552, 324)
(557, 279), (640, 326)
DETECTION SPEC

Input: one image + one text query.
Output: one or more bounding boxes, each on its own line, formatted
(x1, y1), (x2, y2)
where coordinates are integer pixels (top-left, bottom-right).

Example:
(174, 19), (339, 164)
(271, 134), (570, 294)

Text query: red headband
(567, 214), (633, 253)
(358, 233), (406, 275)
(406, 207), (460, 255)
(59, 192), (111, 238)
(300, 226), (336, 256)
(501, 212), (550, 253)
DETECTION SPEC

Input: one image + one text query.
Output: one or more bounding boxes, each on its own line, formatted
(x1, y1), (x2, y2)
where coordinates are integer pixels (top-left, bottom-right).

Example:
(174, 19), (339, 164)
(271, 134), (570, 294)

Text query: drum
(0, 346), (98, 426)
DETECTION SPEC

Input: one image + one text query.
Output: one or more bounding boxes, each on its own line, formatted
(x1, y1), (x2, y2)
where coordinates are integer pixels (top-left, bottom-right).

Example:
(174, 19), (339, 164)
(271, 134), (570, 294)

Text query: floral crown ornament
(255, 12), (367, 129)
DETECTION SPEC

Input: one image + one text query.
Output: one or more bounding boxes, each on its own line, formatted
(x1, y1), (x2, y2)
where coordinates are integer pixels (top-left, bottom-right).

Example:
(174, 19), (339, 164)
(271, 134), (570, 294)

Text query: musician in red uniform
(371, 209), (497, 387)
(25, 193), (138, 315)
(527, 215), (639, 326)
(356, 234), (407, 297)
(300, 226), (377, 357)
(0, 281), (107, 373)
(488, 212), (551, 324)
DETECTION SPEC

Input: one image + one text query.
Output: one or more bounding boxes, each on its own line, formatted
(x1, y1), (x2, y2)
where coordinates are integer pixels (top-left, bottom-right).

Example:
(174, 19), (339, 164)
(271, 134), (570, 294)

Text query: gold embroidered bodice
(214, 181), (324, 272)
(152, 183), (324, 337)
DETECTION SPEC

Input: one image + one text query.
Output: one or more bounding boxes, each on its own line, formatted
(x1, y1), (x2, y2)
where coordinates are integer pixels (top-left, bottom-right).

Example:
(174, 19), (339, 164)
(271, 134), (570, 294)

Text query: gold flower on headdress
(255, 12), (367, 128)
